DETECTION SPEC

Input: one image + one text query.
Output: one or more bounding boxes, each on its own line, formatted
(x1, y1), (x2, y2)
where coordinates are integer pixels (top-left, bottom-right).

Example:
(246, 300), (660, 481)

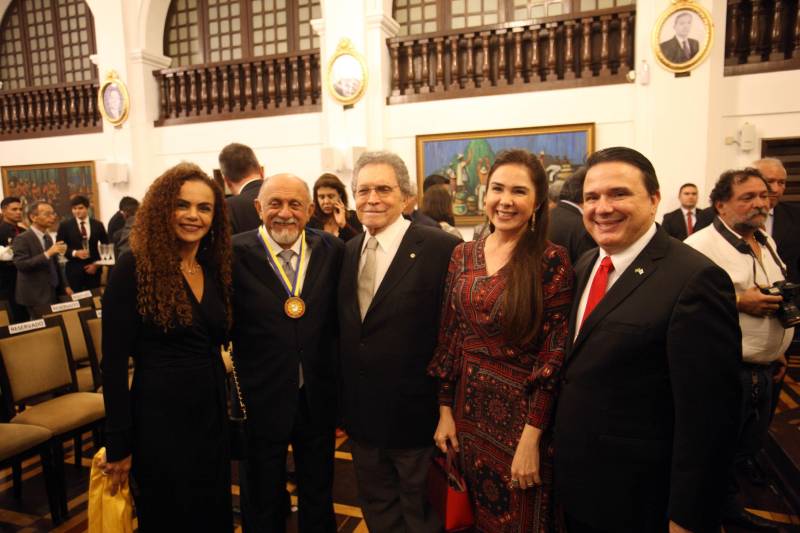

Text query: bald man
(755, 157), (800, 283)
(231, 174), (344, 532)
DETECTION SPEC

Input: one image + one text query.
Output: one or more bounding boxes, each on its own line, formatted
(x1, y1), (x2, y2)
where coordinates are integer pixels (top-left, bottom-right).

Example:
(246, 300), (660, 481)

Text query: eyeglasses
(355, 185), (398, 198)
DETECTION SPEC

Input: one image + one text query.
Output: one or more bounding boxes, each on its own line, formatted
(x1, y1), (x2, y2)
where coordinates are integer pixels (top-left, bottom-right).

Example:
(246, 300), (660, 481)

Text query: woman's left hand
(333, 200), (347, 228)
(510, 424), (542, 490)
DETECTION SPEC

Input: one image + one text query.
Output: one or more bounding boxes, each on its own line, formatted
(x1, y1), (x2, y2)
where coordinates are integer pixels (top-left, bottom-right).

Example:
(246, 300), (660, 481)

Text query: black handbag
(227, 343), (248, 461)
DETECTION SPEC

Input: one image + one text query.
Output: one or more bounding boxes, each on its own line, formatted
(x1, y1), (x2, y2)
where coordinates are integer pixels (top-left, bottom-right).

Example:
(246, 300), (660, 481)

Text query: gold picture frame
(652, 0), (714, 73)
(98, 70), (130, 126)
(326, 38), (368, 106)
(416, 124), (595, 226)
(1, 161), (100, 222)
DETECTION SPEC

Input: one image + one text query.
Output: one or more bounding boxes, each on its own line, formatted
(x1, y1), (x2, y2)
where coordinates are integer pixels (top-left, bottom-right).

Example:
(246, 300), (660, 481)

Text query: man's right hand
(45, 241), (67, 258)
(74, 249), (90, 259)
(737, 286), (782, 318)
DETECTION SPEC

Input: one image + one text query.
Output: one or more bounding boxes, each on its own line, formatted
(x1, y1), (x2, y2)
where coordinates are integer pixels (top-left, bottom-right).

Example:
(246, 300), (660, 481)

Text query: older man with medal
(231, 173), (344, 533)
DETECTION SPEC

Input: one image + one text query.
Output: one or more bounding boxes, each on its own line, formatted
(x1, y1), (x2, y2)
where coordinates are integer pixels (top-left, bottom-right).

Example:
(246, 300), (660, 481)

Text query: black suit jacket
(231, 228), (344, 440)
(659, 36), (699, 63)
(661, 207), (712, 241)
(553, 227), (741, 532)
(338, 223), (460, 449)
(547, 201), (596, 264)
(0, 222), (23, 297)
(772, 202), (800, 283)
(226, 179), (263, 235)
(12, 229), (65, 307)
(56, 217), (108, 264)
(107, 211), (126, 242)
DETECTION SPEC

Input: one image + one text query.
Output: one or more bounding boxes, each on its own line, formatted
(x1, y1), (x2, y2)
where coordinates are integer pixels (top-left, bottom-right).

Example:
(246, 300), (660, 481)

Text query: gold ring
(511, 479), (520, 488)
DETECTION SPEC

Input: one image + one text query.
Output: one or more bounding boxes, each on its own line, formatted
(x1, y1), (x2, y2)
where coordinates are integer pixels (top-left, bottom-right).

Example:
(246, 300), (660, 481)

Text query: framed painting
(416, 123), (594, 225)
(1, 161), (100, 224)
(652, 0), (714, 74)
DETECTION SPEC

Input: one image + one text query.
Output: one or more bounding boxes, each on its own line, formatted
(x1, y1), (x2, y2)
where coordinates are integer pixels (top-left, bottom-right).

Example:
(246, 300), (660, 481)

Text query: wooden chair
(0, 423), (63, 524)
(78, 308), (103, 391)
(32, 299), (97, 392)
(0, 299), (11, 327)
(0, 316), (106, 519)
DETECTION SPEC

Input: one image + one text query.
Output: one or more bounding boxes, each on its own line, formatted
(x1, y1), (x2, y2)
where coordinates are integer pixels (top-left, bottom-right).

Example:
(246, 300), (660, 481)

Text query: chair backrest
(78, 309), (102, 388)
(0, 300), (10, 327)
(0, 316), (75, 413)
(32, 299), (94, 364)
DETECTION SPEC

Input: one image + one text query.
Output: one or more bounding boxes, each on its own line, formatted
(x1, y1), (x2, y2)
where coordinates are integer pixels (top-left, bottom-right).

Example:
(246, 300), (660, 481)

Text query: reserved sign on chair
(8, 319), (47, 335)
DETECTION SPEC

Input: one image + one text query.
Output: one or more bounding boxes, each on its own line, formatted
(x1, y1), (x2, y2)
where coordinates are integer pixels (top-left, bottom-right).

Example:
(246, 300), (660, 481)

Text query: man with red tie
(661, 183), (712, 241)
(56, 195), (108, 292)
(553, 147), (742, 533)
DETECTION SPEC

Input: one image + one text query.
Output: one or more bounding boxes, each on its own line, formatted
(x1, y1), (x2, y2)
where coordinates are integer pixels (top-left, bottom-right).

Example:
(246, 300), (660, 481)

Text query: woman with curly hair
(428, 149), (574, 532)
(307, 173), (362, 241)
(99, 162), (234, 531)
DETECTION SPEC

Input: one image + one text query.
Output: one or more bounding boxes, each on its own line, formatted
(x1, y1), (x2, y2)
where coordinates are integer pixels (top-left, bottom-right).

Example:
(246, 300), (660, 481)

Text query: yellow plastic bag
(88, 447), (134, 533)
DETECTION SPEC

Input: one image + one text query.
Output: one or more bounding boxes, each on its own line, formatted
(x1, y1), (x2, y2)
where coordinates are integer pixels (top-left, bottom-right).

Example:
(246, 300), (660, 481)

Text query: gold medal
(284, 296), (306, 319)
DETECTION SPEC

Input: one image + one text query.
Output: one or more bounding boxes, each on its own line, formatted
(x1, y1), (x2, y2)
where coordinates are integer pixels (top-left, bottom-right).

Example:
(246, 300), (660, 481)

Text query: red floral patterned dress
(428, 238), (573, 533)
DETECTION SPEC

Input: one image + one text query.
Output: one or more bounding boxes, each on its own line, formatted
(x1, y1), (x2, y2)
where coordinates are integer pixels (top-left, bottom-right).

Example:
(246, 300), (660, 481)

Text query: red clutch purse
(427, 446), (475, 532)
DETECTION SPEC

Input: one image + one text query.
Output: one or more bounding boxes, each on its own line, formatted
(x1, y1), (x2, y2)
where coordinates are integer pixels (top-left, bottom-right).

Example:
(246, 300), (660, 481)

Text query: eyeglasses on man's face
(355, 185), (398, 199)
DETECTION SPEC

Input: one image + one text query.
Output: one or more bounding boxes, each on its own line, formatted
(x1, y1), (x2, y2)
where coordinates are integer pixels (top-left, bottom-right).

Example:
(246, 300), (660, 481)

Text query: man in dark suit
(220, 142), (264, 234)
(12, 200), (68, 314)
(56, 195), (108, 292)
(660, 11), (700, 63)
(548, 167), (596, 264)
(232, 174), (343, 533)
(339, 151), (459, 533)
(661, 183), (713, 241)
(403, 180), (440, 228)
(553, 147), (741, 533)
(106, 196), (138, 241)
(0, 196), (27, 321)
(756, 157), (800, 283)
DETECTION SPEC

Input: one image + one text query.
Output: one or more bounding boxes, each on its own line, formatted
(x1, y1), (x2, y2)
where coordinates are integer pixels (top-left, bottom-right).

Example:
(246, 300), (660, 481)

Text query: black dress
(101, 253), (232, 532)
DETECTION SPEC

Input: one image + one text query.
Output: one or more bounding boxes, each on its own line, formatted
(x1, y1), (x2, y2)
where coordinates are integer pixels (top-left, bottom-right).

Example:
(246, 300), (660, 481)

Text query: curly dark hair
(130, 162), (232, 330)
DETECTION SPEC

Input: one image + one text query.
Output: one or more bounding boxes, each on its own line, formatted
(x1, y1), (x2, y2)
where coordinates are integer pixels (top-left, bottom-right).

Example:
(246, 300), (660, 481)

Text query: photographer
(686, 167), (794, 531)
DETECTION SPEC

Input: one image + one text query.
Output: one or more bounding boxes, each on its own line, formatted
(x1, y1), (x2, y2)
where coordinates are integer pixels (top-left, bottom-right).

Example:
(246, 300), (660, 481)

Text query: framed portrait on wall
(98, 70), (130, 126)
(326, 38), (368, 106)
(416, 124), (594, 226)
(1, 161), (100, 222)
(652, 0), (714, 73)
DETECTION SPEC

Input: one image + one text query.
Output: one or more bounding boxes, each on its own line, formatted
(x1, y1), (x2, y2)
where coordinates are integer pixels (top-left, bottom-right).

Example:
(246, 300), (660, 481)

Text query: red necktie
(581, 256), (614, 327)
(80, 220), (87, 238)
(686, 211), (694, 235)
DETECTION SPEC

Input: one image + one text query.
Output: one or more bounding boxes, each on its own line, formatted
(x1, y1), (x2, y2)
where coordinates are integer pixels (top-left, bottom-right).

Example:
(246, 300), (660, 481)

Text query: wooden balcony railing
(725, 0), (800, 76)
(387, 6), (634, 105)
(154, 52), (321, 127)
(0, 81), (102, 140)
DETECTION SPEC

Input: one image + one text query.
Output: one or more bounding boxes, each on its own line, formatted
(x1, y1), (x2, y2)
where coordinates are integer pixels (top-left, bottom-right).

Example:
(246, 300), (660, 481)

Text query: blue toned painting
(420, 127), (590, 218)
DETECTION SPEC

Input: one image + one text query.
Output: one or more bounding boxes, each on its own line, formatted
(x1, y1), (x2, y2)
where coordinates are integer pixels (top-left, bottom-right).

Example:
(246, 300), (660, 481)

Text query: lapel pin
(410, 253), (416, 259)
(635, 267), (644, 275)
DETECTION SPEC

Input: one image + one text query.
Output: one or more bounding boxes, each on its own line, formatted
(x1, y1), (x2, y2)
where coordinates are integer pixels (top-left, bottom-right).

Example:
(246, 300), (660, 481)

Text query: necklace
(180, 260), (201, 275)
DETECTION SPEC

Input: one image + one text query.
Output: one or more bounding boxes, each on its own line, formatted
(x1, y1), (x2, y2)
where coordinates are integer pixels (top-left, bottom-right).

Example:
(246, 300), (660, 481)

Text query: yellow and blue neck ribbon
(257, 225), (307, 297)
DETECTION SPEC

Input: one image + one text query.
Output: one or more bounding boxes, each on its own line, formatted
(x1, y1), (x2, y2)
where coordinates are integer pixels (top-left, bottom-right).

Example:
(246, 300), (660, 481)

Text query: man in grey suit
(12, 201), (67, 314)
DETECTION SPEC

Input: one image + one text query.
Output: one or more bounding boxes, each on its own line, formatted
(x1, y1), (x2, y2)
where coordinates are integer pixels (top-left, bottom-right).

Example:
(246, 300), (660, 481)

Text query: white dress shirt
(765, 208), (775, 236)
(261, 225), (311, 294)
(575, 223), (657, 334)
(359, 215), (411, 297)
(685, 220), (792, 364)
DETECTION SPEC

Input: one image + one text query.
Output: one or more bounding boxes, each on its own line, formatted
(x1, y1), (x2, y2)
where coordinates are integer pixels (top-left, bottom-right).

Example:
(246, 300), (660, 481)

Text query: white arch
(136, 0), (171, 55)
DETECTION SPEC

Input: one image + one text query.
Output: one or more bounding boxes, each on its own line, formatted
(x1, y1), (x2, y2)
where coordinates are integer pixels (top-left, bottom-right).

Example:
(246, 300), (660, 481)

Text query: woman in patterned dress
(429, 149), (574, 532)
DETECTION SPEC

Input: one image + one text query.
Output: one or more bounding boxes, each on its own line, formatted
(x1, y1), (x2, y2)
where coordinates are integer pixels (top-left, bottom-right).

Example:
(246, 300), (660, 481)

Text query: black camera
(760, 281), (800, 328)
